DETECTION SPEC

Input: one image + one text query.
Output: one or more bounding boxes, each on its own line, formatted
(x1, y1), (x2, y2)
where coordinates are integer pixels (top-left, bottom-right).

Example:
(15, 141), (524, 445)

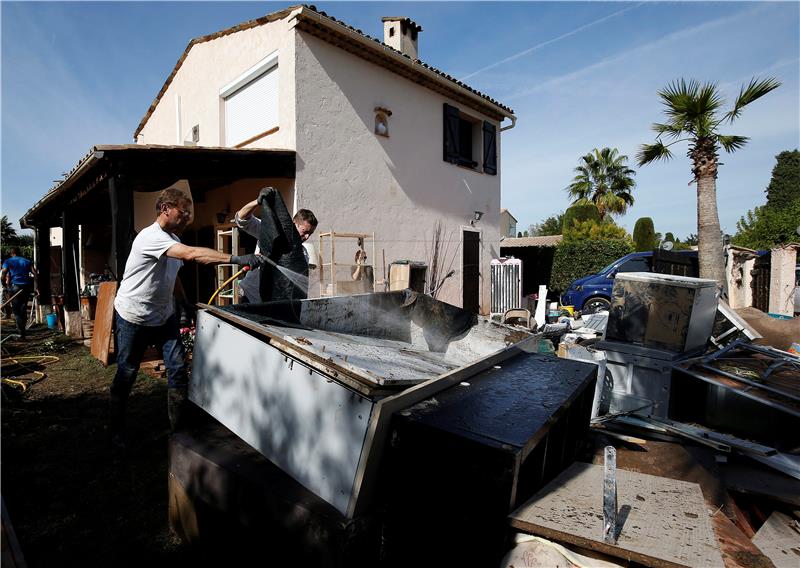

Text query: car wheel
(583, 297), (610, 314)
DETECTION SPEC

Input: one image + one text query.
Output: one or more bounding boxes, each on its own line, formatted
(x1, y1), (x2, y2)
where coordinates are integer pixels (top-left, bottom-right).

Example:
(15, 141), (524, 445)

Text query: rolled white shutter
(224, 64), (278, 146)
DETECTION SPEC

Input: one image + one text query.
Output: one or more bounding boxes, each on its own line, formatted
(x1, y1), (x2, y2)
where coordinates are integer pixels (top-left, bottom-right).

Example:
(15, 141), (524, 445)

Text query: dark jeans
(9, 283), (32, 337)
(111, 311), (188, 400)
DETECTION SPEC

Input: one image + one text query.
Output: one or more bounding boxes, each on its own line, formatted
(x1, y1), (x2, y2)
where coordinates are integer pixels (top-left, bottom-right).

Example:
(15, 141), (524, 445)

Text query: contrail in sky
(460, 2), (644, 81)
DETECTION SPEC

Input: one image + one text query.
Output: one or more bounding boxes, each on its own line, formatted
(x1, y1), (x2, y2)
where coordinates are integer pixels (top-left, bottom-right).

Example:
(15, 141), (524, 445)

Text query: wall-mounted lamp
(469, 210), (485, 225)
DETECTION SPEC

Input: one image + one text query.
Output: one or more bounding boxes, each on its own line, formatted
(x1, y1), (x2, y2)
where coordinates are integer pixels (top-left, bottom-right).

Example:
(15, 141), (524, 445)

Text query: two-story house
(22, 5), (514, 325)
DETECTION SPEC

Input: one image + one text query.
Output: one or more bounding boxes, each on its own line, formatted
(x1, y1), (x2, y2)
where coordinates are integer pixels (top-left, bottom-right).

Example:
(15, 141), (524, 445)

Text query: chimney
(382, 17), (422, 60)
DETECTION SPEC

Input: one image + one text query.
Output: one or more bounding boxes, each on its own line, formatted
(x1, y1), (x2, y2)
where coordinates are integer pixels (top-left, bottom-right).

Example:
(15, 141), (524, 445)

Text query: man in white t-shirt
(110, 187), (264, 447)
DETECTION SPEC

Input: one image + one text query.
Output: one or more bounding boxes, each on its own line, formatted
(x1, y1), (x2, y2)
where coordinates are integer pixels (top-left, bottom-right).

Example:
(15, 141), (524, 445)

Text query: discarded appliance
(596, 273), (720, 419)
(189, 290), (539, 517)
(490, 257), (523, 315)
(387, 261), (426, 293)
(605, 273), (719, 353)
(379, 348), (597, 566)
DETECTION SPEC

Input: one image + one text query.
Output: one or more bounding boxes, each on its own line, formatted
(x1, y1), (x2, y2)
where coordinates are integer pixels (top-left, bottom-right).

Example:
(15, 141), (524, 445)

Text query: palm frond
(636, 141), (673, 166)
(717, 134), (750, 153)
(724, 77), (781, 123)
(652, 122), (684, 139)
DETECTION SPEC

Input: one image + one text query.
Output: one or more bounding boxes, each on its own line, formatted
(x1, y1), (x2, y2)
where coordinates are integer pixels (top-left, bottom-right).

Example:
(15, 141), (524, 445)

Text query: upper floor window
(443, 103), (497, 175)
(221, 51), (279, 147)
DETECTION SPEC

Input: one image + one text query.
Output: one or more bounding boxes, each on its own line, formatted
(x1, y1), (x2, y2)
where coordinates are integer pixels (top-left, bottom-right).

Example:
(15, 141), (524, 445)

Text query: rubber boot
(167, 387), (189, 431)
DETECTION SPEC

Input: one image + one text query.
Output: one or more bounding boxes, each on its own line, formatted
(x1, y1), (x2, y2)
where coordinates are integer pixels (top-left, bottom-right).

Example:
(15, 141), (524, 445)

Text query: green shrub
(563, 219), (630, 242)
(549, 239), (634, 294)
(562, 203), (600, 234)
(633, 217), (656, 251)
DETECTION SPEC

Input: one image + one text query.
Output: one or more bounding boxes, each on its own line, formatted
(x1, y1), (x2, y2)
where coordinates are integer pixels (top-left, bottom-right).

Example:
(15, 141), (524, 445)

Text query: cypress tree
(633, 217), (656, 252)
(765, 150), (800, 210)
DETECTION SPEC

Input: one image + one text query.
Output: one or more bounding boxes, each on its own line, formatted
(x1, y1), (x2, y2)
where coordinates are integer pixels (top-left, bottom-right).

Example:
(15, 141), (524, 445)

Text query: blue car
(560, 250), (698, 313)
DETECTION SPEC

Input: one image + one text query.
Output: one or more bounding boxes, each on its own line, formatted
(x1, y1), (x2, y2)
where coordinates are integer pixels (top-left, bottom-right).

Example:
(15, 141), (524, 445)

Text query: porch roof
(21, 144), (295, 228)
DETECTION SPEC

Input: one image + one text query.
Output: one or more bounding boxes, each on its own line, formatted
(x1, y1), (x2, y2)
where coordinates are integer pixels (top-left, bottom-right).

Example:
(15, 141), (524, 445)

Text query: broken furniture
(317, 231), (376, 297)
(501, 307), (532, 328)
(509, 462), (725, 568)
(189, 290), (538, 517)
(669, 339), (800, 479)
(387, 260), (426, 293)
(381, 350), (597, 566)
(169, 416), (380, 567)
(596, 273), (720, 419)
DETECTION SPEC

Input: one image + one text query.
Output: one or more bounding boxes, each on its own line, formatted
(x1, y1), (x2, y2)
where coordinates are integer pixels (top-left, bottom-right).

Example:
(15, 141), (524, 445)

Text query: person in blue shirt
(1, 247), (38, 339)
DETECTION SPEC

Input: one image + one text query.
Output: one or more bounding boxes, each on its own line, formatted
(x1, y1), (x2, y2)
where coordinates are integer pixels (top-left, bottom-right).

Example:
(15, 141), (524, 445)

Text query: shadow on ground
(1, 322), (198, 566)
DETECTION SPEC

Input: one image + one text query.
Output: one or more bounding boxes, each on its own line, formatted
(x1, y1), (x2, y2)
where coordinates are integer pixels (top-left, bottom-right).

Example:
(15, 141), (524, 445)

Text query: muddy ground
(1, 321), (193, 565)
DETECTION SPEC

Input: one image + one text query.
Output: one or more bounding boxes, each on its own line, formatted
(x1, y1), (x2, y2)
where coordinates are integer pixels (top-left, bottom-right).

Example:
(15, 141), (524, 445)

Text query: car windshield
(597, 260), (619, 274)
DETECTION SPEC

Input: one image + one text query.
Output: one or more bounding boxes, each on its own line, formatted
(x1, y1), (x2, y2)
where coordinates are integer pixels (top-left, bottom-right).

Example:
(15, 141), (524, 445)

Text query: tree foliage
(732, 149), (800, 249)
(1, 216), (18, 243)
(765, 149), (799, 209)
(563, 219), (630, 243)
(529, 213), (564, 237)
(732, 198), (800, 250)
(565, 148), (636, 219)
(633, 217), (657, 251)
(562, 203), (600, 234)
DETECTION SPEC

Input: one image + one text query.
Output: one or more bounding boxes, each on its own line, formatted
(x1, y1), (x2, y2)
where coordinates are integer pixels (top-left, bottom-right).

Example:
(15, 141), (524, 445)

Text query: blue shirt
(2, 256), (33, 286)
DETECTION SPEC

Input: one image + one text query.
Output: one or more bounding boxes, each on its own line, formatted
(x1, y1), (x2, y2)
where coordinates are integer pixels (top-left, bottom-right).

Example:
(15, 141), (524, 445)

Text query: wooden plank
(710, 511), (774, 568)
(752, 511), (800, 568)
(509, 462), (724, 568)
(90, 281), (117, 366)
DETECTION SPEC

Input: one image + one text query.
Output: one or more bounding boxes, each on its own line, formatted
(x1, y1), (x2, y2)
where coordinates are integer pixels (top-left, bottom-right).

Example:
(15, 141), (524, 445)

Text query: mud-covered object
(257, 189), (308, 302)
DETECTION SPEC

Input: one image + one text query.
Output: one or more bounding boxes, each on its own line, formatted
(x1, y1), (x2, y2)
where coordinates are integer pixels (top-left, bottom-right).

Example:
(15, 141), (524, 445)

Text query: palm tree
(1, 215), (18, 244)
(637, 78), (780, 285)
(565, 147), (636, 220)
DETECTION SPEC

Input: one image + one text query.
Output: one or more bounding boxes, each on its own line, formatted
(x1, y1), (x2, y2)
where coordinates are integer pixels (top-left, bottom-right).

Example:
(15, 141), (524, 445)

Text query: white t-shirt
(114, 222), (183, 326)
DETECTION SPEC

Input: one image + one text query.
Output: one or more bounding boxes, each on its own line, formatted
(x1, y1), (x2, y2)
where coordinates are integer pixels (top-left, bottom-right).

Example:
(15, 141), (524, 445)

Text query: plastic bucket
(46, 312), (58, 329)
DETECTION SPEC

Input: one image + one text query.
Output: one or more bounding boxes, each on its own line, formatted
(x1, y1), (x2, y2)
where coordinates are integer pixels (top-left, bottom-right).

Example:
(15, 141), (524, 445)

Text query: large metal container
(189, 290), (536, 517)
(606, 273), (718, 354)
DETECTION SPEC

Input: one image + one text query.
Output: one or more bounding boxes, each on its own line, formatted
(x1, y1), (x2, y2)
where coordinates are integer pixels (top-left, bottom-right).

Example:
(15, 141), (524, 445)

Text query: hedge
(549, 239), (633, 295)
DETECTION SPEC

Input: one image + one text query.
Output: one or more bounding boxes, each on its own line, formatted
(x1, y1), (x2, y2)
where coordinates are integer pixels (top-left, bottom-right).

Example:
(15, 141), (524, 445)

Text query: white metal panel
(224, 64), (278, 146)
(189, 310), (373, 515)
(490, 257), (522, 315)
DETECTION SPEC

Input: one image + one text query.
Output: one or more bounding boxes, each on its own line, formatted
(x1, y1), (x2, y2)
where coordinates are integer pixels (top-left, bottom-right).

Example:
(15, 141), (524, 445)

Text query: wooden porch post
(33, 225), (51, 303)
(109, 175), (134, 280)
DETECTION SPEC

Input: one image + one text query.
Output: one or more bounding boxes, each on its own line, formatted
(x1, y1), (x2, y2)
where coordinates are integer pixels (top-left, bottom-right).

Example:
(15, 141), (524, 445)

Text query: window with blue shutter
(482, 121), (497, 175)
(443, 103), (494, 172)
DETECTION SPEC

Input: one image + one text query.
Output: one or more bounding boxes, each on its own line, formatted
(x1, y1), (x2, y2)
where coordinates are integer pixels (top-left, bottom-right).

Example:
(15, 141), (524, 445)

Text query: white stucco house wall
(134, 5), (515, 313)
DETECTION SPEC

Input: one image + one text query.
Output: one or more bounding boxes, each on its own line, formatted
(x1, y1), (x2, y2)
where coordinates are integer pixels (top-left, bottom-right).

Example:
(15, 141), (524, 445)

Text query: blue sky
(2, 1), (798, 240)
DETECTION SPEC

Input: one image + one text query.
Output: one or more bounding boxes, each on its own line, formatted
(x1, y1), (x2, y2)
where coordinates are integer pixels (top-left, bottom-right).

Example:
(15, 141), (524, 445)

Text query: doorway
(462, 229), (480, 313)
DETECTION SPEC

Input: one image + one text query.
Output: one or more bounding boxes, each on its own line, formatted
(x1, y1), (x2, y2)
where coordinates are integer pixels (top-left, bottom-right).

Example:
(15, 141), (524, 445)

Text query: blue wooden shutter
(443, 103), (460, 164)
(482, 121), (497, 175)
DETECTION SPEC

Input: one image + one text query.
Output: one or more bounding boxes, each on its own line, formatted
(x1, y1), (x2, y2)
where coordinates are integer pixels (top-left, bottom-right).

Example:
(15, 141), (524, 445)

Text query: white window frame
(220, 51), (279, 147)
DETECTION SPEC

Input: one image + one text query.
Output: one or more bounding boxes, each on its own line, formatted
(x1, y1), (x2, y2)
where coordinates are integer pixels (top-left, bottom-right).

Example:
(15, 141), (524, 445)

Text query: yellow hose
(207, 267), (247, 305)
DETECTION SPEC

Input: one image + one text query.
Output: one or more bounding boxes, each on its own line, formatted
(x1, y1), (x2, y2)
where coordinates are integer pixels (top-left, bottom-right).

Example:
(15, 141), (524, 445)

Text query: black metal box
(379, 353), (597, 567)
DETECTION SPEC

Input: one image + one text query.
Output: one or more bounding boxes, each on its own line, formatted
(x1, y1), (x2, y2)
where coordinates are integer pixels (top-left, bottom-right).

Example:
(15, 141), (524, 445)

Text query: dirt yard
(1, 320), (193, 565)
